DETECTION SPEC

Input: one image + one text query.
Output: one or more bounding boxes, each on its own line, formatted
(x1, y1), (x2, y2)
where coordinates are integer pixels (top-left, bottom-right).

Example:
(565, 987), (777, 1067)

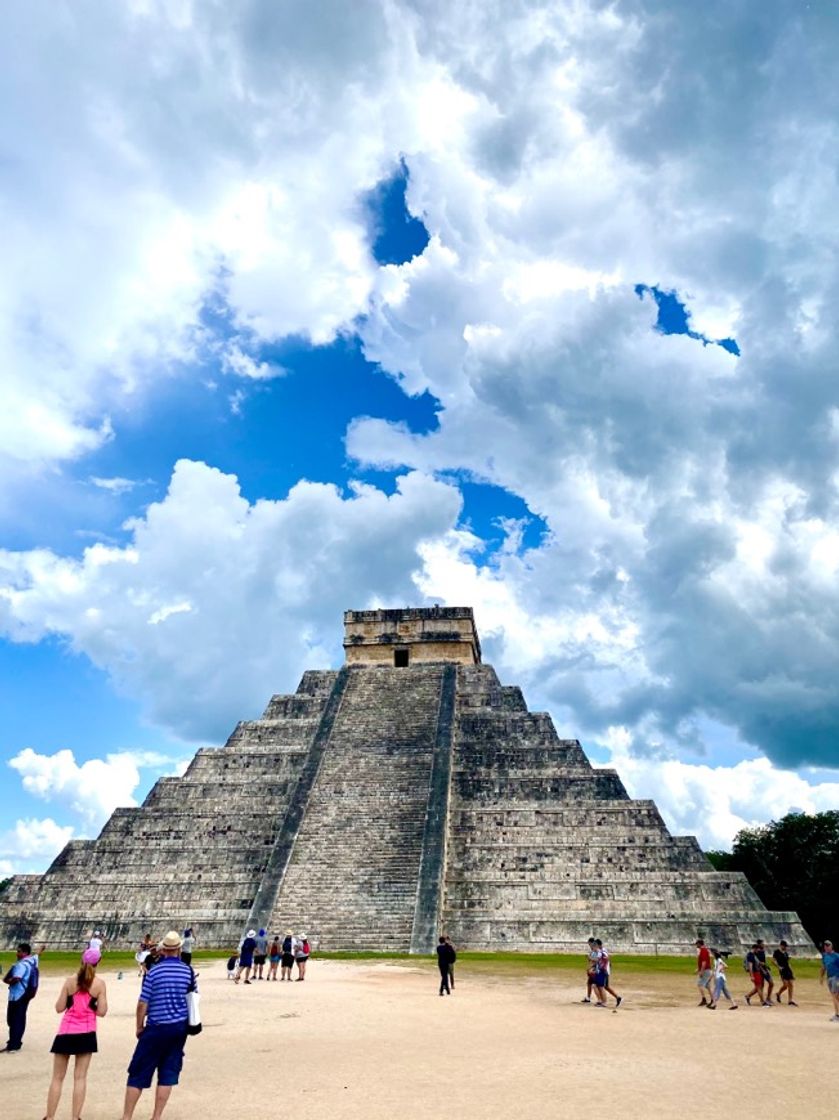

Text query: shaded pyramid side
(0, 671), (338, 949)
(442, 665), (812, 953)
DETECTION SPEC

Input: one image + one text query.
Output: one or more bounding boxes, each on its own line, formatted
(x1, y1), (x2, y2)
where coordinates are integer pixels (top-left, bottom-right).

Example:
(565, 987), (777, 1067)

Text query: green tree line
(706, 810), (839, 946)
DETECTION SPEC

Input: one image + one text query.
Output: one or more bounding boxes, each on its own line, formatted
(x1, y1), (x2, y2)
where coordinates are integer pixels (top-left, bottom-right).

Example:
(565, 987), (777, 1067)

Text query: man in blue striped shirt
(122, 930), (197, 1120)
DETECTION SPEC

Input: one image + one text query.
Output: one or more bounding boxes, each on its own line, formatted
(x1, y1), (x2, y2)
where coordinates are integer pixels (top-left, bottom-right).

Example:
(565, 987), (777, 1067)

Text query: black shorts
(51, 1031), (98, 1055)
(180, 952), (192, 966)
(254, 954), (266, 966)
(780, 967), (794, 981)
(281, 953), (294, 968)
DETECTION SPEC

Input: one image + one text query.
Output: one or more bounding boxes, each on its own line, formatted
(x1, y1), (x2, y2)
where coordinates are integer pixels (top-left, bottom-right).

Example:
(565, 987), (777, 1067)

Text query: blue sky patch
(636, 284), (740, 356)
(365, 159), (430, 266)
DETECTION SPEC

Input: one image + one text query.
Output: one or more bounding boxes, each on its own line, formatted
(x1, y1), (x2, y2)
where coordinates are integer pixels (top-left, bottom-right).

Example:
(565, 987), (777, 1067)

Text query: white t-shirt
(714, 958), (727, 979)
(88, 937), (103, 953)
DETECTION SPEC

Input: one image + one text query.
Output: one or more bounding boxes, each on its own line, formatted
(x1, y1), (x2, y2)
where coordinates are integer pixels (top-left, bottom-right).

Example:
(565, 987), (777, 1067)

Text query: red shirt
(697, 946), (711, 971)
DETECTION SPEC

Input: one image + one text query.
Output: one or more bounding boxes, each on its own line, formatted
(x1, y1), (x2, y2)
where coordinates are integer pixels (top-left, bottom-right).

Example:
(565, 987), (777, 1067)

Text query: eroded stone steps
(268, 665), (446, 944)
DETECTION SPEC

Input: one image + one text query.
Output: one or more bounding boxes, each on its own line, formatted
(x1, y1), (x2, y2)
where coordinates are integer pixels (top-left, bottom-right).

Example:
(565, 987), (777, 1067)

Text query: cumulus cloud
(0, 0), (423, 471)
(345, 2), (839, 773)
(600, 732), (839, 852)
(0, 818), (75, 873)
(8, 748), (144, 831)
(0, 460), (462, 741)
(2, 0), (839, 836)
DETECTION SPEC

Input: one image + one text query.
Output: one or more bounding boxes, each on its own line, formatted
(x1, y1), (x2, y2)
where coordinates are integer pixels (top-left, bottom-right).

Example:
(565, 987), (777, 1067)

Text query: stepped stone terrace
(0, 607), (811, 954)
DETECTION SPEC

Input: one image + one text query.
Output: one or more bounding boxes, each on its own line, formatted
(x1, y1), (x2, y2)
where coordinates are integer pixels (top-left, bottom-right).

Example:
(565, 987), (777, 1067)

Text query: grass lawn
(13, 948), (823, 981)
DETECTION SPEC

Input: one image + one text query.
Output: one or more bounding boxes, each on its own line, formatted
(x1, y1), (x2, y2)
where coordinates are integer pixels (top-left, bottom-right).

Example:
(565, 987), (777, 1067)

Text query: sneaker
(745, 994), (752, 1005)
(708, 1002), (716, 1010)
(775, 993), (781, 1003)
(789, 1001), (798, 1007)
(615, 996), (623, 1008)
(594, 1002), (606, 1008)
(698, 999), (707, 1007)
(831, 1014), (839, 1022)
(763, 1001), (773, 1007)
(729, 1005), (738, 1010)
(244, 980), (251, 985)
(581, 998), (591, 1003)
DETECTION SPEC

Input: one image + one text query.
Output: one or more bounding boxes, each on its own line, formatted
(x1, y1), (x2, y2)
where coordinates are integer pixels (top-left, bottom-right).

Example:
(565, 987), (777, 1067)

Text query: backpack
(282, 936), (292, 954)
(743, 952), (753, 973)
(23, 957), (39, 1001)
(302, 939), (310, 956)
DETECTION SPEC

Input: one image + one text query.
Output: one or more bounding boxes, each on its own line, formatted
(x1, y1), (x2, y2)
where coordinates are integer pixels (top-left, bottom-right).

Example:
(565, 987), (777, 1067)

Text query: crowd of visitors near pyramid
(2, 925), (839, 1119)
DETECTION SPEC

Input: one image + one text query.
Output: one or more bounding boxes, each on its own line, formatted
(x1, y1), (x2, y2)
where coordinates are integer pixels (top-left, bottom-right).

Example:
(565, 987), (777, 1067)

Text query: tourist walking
(444, 935), (457, 990)
(87, 930), (105, 954)
(819, 939), (839, 1021)
(773, 940), (797, 1005)
(43, 946), (107, 1120)
(281, 931), (295, 981)
(709, 950), (737, 1009)
(121, 930), (197, 1120)
(754, 940), (774, 1003)
(744, 942), (771, 1006)
(235, 930), (257, 985)
(582, 937), (599, 1003)
(268, 936), (281, 980)
(136, 934), (155, 977)
(295, 934), (310, 980)
(2, 941), (37, 1052)
(253, 929), (269, 979)
(226, 952), (238, 980)
(436, 935), (455, 996)
(694, 939), (714, 1007)
(180, 929), (195, 967)
(595, 940), (622, 1007)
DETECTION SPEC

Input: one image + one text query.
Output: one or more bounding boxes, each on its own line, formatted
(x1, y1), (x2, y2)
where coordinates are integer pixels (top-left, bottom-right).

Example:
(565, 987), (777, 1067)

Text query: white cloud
(598, 737), (839, 852)
(8, 748), (143, 831)
(89, 477), (140, 495)
(345, 3), (839, 774)
(0, 460), (463, 741)
(2, 1), (839, 837)
(0, 0), (494, 478)
(220, 344), (281, 382)
(0, 818), (75, 872)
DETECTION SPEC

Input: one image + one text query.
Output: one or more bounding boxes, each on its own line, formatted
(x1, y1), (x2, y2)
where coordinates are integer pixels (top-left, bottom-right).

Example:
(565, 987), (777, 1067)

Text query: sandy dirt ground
(2, 958), (832, 1120)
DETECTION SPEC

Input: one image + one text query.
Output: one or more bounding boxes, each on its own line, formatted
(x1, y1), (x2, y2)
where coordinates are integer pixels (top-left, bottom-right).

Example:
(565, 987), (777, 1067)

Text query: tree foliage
(708, 810), (839, 945)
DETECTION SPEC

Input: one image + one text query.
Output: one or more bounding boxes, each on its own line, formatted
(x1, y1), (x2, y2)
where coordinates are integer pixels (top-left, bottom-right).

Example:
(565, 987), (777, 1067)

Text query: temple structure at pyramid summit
(0, 607), (811, 953)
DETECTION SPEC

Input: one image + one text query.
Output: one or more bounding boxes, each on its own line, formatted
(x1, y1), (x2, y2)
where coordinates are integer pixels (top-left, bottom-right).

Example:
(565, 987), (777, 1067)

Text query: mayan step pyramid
(0, 608), (811, 953)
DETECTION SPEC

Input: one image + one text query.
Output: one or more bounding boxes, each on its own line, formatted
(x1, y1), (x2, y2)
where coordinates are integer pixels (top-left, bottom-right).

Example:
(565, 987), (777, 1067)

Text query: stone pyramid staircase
(264, 664), (452, 949)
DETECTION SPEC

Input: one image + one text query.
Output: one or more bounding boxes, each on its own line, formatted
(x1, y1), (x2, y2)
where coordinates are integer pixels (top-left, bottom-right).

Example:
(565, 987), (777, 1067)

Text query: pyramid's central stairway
(0, 608), (811, 953)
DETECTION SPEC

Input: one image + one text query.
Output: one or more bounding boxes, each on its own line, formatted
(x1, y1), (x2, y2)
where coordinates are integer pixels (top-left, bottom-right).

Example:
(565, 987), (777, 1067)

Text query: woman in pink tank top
(43, 947), (108, 1120)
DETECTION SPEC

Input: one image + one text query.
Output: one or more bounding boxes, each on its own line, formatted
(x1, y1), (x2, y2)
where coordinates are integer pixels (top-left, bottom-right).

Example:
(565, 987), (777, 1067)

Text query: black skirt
(51, 1031), (98, 1055)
